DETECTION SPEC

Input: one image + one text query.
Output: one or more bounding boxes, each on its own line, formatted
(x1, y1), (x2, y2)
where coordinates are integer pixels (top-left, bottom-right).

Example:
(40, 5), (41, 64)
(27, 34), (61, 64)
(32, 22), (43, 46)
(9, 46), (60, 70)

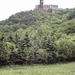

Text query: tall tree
(0, 34), (9, 66)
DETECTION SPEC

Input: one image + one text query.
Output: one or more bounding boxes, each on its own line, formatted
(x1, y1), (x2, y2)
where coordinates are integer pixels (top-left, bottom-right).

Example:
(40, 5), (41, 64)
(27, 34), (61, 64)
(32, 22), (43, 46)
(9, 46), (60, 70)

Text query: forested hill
(0, 8), (75, 65)
(0, 9), (75, 26)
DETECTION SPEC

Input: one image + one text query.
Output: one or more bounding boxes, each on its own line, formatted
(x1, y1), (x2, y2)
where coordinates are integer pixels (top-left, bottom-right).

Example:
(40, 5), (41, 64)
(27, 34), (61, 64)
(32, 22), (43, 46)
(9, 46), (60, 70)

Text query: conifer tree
(0, 34), (9, 65)
(45, 35), (56, 63)
(16, 32), (31, 64)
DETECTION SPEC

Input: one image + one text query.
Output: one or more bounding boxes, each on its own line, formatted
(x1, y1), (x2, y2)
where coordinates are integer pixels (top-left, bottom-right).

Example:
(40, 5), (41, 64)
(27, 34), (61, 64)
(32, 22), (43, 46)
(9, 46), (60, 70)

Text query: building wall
(43, 5), (58, 11)
(35, 5), (58, 11)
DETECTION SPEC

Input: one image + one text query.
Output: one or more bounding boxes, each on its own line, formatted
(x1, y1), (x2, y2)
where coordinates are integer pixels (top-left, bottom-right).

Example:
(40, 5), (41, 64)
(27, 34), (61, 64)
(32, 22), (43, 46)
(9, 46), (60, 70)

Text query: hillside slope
(0, 8), (75, 65)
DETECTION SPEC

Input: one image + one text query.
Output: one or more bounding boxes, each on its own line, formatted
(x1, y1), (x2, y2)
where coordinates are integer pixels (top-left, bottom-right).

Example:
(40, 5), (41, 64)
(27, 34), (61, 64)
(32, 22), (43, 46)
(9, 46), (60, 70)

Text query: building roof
(52, 8), (63, 11)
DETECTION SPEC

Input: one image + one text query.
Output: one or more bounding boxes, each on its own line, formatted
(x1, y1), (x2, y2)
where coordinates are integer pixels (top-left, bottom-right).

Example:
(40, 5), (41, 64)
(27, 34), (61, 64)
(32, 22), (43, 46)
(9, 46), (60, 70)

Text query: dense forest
(0, 8), (75, 66)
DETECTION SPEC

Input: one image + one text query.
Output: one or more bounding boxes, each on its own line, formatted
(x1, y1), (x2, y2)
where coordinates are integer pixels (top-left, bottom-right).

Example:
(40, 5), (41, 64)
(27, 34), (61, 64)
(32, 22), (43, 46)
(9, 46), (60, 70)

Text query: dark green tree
(0, 34), (9, 66)
(45, 35), (56, 64)
(14, 32), (31, 64)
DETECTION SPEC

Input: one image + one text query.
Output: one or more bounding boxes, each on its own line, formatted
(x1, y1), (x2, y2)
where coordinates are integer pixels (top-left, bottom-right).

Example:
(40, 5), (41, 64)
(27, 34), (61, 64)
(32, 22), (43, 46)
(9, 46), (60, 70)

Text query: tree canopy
(0, 8), (75, 65)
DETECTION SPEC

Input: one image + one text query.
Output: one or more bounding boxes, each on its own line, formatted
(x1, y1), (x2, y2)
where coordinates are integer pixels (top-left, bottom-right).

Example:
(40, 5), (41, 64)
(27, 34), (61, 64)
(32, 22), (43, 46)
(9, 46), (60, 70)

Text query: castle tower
(39, 0), (43, 9)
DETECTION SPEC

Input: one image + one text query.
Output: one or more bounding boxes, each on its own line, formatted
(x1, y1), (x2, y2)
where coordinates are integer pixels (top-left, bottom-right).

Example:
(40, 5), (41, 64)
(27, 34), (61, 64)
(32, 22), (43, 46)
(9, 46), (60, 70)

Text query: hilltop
(0, 8), (75, 34)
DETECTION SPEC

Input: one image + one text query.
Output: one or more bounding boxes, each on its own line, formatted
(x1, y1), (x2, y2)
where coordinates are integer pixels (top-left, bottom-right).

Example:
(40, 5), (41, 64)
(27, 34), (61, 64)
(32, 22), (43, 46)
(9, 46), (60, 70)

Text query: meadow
(0, 62), (75, 75)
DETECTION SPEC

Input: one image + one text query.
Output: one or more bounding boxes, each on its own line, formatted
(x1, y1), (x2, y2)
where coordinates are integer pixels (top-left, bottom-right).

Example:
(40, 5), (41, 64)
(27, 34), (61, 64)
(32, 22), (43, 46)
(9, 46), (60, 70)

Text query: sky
(0, 0), (75, 21)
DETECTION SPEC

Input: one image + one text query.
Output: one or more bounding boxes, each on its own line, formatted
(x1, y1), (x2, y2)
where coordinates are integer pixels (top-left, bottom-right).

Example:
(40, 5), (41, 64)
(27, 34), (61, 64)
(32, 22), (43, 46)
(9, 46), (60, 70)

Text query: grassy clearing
(0, 62), (75, 75)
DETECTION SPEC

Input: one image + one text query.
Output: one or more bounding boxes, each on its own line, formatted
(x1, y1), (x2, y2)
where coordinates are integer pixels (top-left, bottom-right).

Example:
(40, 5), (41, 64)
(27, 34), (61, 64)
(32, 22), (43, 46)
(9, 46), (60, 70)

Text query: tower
(39, 0), (43, 9)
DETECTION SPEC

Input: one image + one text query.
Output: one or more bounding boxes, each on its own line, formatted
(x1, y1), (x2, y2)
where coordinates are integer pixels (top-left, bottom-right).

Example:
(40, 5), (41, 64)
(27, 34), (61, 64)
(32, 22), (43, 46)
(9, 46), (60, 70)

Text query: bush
(55, 38), (75, 62)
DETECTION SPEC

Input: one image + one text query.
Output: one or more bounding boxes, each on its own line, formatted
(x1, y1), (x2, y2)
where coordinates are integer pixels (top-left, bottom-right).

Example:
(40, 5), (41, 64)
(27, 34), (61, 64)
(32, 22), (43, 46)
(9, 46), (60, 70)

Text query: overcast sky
(0, 0), (75, 21)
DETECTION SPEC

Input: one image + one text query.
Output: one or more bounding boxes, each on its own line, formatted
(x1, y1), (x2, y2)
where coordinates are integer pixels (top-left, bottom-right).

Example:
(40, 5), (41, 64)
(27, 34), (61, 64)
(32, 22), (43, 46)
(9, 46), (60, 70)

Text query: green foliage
(67, 9), (75, 20)
(36, 49), (48, 64)
(0, 8), (75, 65)
(55, 38), (75, 61)
(0, 34), (9, 65)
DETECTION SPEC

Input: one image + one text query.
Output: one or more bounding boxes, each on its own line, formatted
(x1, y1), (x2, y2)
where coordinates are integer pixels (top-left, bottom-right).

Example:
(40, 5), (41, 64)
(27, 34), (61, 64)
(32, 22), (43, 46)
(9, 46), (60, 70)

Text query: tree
(0, 34), (9, 66)
(55, 38), (75, 62)
(45, 35), (56, 63)
(14, 32), (31, 64)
